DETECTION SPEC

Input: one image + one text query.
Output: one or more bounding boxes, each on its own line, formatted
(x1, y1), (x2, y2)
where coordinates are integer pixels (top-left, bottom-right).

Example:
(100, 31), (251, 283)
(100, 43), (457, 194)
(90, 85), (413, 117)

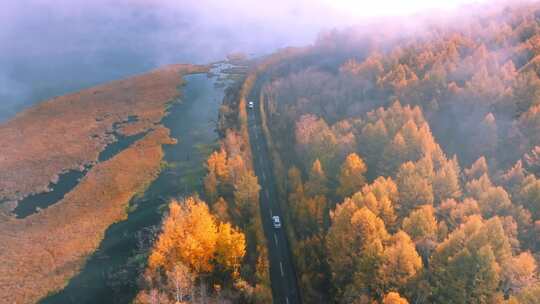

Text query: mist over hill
(0, 0), (493, 122)
(0, 0), (321, 122)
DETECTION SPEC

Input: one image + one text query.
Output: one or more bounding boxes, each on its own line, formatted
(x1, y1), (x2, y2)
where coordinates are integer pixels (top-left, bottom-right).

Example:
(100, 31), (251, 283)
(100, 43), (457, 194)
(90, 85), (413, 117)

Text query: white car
(272, 215), (281, 228)
(248, 101), (254, 109)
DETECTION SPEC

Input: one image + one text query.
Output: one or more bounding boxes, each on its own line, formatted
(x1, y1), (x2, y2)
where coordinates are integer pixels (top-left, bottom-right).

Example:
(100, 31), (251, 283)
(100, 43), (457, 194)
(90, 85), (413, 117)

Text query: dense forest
(133, 1), (540, 304)
(255, 2), (540, 304)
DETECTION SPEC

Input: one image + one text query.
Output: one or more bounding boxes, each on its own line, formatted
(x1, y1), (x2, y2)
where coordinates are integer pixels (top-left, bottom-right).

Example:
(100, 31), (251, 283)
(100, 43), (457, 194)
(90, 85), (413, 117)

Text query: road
(247, 96), (302, 304)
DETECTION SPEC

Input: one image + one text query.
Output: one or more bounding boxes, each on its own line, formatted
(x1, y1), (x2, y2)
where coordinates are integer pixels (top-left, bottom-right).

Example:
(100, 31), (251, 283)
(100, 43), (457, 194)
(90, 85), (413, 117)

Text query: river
(40, 62), (235, 304)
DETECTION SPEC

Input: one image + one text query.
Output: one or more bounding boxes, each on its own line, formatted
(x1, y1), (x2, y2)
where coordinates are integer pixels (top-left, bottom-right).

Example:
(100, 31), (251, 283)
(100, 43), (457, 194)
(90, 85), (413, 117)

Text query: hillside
(246, 2), (540, 303)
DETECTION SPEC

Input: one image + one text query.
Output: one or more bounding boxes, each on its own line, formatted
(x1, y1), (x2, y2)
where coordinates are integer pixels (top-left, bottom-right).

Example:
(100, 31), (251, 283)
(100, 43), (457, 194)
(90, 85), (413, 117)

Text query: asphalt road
(247, 99), (302, 304)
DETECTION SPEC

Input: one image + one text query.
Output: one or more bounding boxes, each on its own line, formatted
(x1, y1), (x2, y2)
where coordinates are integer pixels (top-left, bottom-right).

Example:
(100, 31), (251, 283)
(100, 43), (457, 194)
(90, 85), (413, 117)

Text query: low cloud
(0, 0), (494, 122)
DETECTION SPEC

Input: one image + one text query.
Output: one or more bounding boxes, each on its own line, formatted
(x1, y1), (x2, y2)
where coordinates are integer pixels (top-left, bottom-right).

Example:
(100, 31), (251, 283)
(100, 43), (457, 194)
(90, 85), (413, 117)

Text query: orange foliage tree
(337, 153), (368, 198)
(148, 197), (246, 279)
(382, 291), (410, 304)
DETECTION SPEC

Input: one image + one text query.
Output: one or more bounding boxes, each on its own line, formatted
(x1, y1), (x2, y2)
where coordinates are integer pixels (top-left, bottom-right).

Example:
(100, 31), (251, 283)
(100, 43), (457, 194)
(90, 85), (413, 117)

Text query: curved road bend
(247, 97), (302, 304)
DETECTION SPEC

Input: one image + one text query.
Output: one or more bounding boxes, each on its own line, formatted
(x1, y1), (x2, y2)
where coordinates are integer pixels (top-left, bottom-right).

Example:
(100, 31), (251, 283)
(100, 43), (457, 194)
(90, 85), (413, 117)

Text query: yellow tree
(148, 195), (247, 296)
(397, 161), (434, 216)
(433, 156), (462, 203)
(326, 204), (389, 300)
(465, 173), (493, 200)
(207, 149), (229, 184)
(478, 186), (513, 219)
(430, 216), (511, 303)
(325, 199), (360, 295)
(464, 156), (489, 181)
(362, 176), (400, 203)
(380, 132), (408, 175)
(295, 195), (328, 237)
(205, 148), (231, 200)
(349, 176), (399, 229)
(215, 222), (246, 279)
(305, 159), (329, 197)
(382, 292), (409, 304)
(438, 198), (480, 230)
(402, 205), (438, 242)
(378, 231), (423, 291)
(360, 118), (390, 172)
(148, 197), (218, 274)
(337, 153), (368, 198)
(234, 170), (260, 220)
(501, 252), (538, 295)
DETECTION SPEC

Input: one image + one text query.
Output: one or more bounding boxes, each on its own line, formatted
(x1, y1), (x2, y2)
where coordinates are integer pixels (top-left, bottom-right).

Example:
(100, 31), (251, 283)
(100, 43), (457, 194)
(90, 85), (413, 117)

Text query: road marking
(280, 261), (284, 277)
(270, 208), (273, 216)
(266, 189), (270, 199)
(274, 233), (278, 246)
(286, 297), (290, 304)
(262, 171), (266, 181)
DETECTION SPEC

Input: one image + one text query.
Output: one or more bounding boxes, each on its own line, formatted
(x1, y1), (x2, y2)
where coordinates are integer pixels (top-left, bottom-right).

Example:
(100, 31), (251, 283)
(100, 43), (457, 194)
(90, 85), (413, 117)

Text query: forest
(135, 1), (540, 304)
(256, 2), (540, 304)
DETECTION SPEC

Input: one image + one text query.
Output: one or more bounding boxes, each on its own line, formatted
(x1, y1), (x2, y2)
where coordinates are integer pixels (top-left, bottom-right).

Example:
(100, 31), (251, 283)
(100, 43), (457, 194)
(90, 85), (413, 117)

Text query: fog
(0, 0), (489, 122)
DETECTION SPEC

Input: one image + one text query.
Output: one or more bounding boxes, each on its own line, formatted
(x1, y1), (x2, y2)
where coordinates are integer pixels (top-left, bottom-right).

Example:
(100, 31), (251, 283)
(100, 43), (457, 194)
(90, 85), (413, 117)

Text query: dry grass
(0, 64), (207, 303)
(0, 64), (206, 204)
(0, 127), (174, 303)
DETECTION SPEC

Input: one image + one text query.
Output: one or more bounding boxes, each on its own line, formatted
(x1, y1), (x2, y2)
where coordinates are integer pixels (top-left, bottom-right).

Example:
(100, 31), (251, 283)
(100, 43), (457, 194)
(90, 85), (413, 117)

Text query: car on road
(272, 215), (281, 228)
(248, 101), (254, 109)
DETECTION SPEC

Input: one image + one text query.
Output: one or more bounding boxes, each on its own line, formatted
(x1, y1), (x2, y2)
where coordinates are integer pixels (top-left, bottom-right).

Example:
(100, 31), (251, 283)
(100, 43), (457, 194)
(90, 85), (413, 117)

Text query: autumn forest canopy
(248, 1), (540, 303)
(115, 1), (540, 304)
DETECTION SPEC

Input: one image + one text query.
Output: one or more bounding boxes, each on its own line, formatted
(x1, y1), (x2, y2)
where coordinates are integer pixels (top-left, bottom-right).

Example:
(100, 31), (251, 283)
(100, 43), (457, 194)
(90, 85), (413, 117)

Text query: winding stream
(40, 63), (235, 304)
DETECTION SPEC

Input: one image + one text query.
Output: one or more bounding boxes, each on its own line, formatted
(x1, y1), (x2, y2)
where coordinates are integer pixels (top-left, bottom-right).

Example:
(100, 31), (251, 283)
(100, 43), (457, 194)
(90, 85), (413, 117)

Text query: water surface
(40, 63), (234, 304)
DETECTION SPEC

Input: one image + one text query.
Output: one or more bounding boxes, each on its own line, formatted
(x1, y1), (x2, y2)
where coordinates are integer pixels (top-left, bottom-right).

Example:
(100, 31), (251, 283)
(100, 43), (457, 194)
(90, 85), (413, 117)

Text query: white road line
(266, 189), (270, 199)
(262, 171), (266, 181)
(285, 297), (290, 304)
(274, 233), (278, 246)
(280, 261), (284, 277)
(270, 208), (273, 217)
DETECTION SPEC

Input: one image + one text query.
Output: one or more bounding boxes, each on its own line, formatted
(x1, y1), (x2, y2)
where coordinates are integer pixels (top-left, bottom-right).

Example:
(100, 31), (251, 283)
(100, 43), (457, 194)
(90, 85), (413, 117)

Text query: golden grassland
(0, 64), (206, 205)
(0, 127), (174, 303)
(0, 64), (207, 303)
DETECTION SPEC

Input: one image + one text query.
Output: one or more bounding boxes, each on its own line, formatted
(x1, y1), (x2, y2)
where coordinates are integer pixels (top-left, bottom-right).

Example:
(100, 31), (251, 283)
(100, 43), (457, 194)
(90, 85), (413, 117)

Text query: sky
(0, 0), (492, 122)
(321, 0), (485, 18)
